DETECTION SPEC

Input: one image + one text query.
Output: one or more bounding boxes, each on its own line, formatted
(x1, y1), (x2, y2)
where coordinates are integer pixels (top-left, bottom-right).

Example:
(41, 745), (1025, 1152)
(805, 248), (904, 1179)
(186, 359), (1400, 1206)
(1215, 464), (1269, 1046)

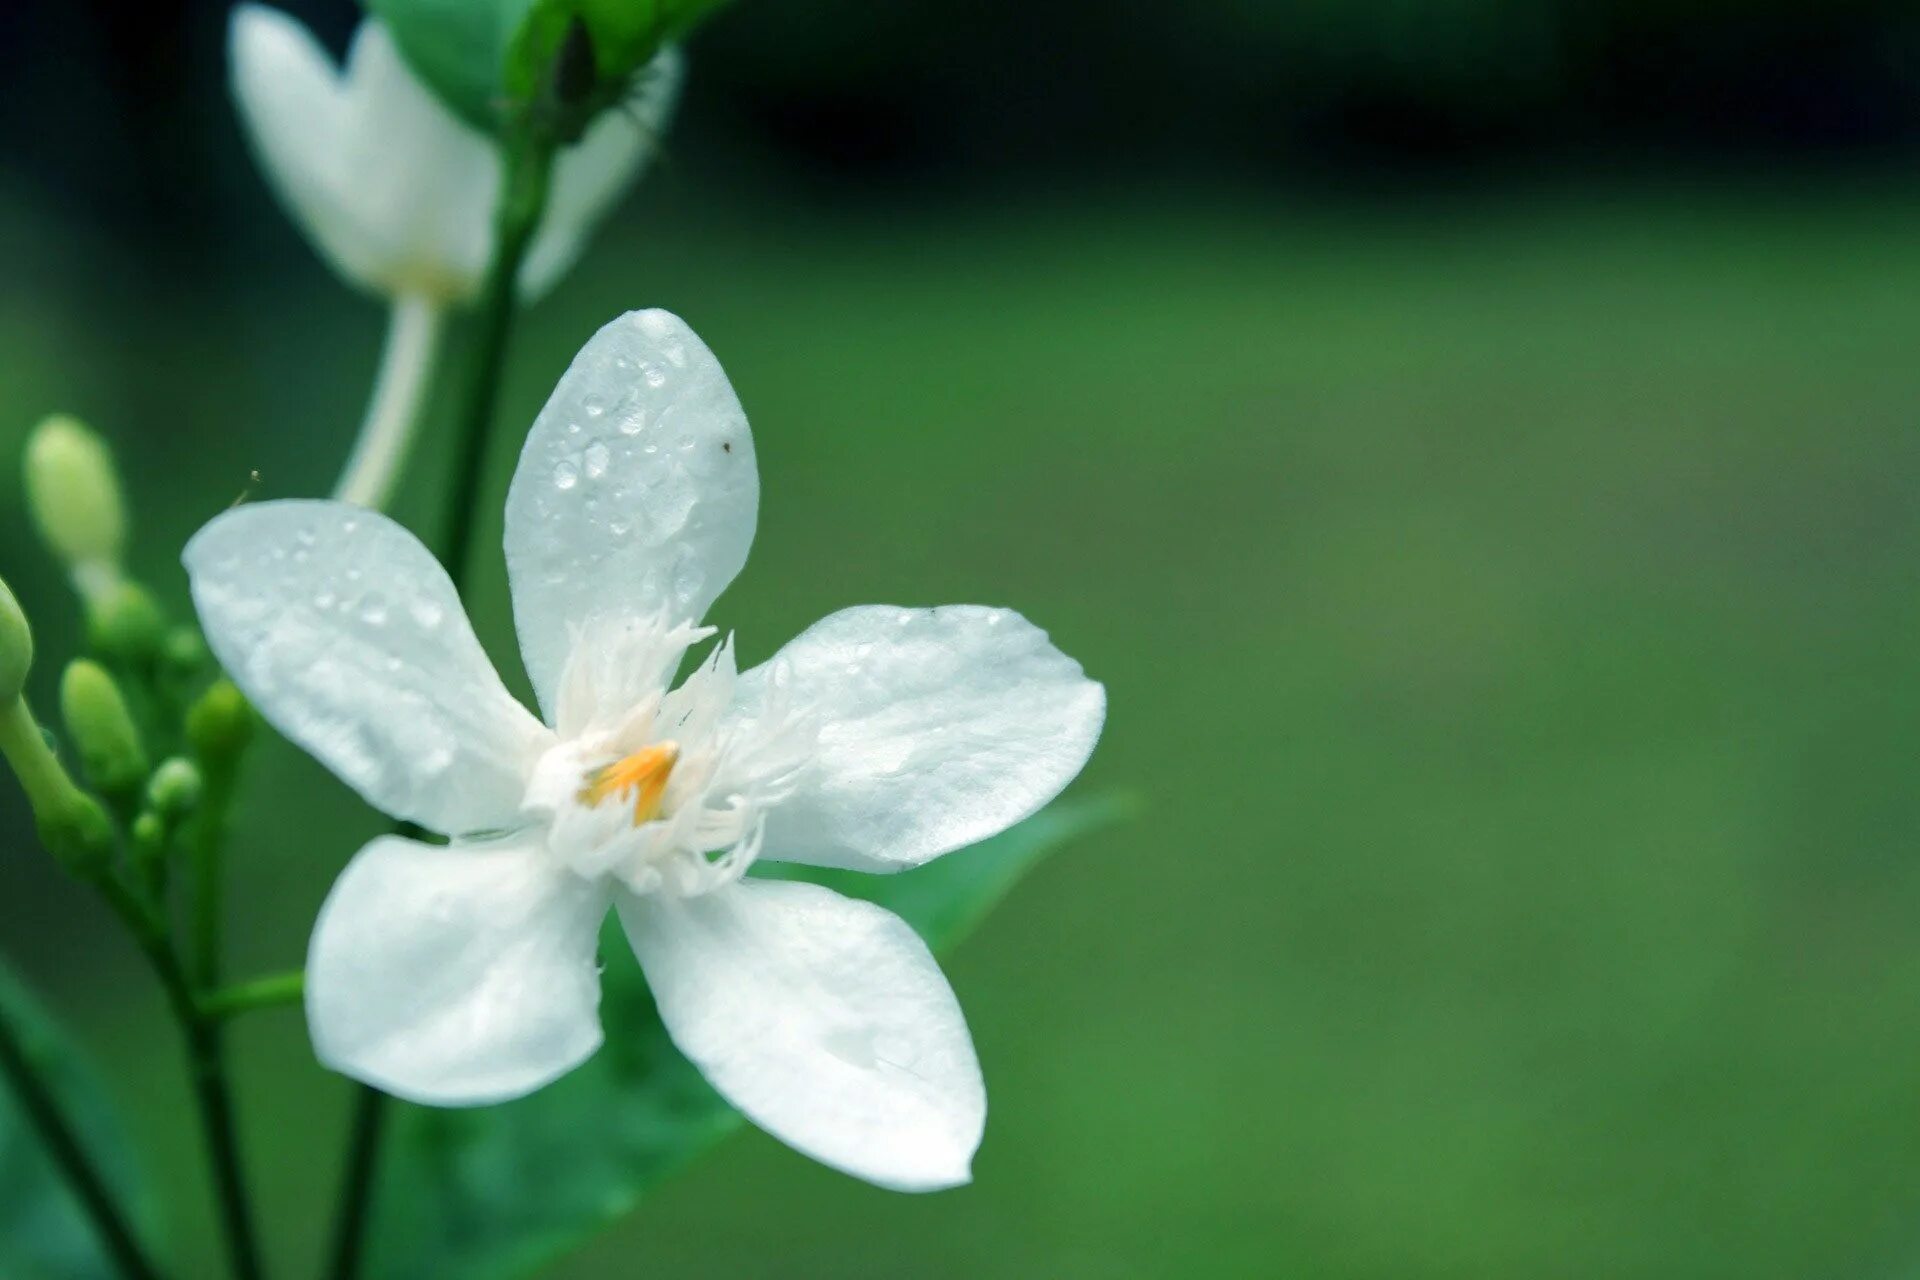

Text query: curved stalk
(332, 294), (446, 511)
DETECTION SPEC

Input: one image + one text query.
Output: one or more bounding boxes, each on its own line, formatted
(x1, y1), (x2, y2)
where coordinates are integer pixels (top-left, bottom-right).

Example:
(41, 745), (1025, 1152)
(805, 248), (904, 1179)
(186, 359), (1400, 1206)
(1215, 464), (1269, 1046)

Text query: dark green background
(5, 1), (1920, 1276)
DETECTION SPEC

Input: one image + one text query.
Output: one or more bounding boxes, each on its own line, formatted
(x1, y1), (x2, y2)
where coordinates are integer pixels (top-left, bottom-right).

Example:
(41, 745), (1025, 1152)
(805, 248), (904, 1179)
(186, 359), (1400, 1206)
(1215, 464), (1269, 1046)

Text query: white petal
(519, 48), (685, 301)
(334, 20), (497, 297)
(185, 500), (550, 835)
(622, 879), (983, 1191)
(228, 6), (369, 286)
(736, 606), (1105, 871)
(307, 834), (607, 1106)
(504, 310), (759, 721)
(228, 9), (495, 299)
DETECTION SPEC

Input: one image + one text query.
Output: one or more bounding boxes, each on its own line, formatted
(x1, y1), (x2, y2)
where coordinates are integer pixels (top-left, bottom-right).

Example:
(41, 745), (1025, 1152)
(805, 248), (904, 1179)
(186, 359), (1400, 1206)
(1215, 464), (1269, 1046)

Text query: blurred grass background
(5, 0), (1920, 1277)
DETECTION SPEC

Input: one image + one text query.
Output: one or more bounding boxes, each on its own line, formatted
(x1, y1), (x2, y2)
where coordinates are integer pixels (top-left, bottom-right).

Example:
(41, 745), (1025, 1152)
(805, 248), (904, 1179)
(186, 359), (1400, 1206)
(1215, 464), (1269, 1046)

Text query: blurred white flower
(184, 310), (1106, 1192)
(228, 4), (682, 305)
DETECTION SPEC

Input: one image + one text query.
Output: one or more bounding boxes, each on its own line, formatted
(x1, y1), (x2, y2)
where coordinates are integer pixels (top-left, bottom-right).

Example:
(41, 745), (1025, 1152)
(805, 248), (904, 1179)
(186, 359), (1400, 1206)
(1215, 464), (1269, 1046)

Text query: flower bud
(130, 809), (166, 853)
(38, 791), (114, 877)
(60, 660), (148, 795)
(0, 575), (31, 704)
(146, 756), (203, 818)
(85, 581), (166, 663)
(24, 415), (127, 575)
(186, 679), (254, 763)
(160, 627), (208, 676)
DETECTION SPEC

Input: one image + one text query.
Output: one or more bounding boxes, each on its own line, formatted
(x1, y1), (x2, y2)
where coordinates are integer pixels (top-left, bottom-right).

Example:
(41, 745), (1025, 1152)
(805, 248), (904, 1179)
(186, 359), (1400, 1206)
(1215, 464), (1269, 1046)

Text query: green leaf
(0, 960), (154, 1280)
(369, 0), (727, 135)
(372, 795), (1130, 1280)
(365, 0), (541, 133)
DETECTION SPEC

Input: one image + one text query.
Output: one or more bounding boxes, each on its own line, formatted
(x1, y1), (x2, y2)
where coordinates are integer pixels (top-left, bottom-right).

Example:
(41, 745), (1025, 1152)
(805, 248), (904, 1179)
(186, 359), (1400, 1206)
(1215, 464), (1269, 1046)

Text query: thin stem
(91, 877), (265, 1280)
(185, 1018), (263, 1280)
(325, 131), (557, 1280)
(187, 756), (240, 990)
(199, 971), (305, 1021)
(324, 1085), (386, 1280)
(332, 294), (447, 510)
(440, 132), (556, 592)
(0, 972), (166, 1280)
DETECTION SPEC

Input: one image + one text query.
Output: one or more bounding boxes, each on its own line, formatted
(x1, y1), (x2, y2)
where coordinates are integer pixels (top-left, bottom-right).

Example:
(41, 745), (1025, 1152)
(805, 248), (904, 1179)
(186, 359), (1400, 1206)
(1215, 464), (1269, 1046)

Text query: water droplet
(341, 519), (359, 534)
(565, 421), (581, 436)
(359, 593), (388, 626)
(642, 364), (668, 389)
(312, 590), (336, 611)
(642, 443), (658, 455)
(553, 459), (579, 490)
(618, 410), (647, 436)
(584, 442), (611, 479)
(582, 394), (606, 418)
(296, 529), (317, 548)
(610, 519), (632, 537)
(410, 599), (444, 629)
(896, 611), (914, 626)
(986, 610), (1004, 625)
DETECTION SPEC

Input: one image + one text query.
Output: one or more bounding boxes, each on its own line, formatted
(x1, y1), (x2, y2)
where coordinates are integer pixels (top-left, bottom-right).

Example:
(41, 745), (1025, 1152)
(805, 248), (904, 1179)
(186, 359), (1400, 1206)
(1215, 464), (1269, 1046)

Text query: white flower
(228, 5), (682, 304)
(184, 310), (1105, 1191)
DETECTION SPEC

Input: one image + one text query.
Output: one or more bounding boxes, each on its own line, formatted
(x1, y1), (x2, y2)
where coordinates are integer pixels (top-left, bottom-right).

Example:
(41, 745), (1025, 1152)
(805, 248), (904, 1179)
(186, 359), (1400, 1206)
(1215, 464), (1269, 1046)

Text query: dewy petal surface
(307, 834), (608, 1106)
(505, 310), (759, 720)
(736, 606), (1106, 871)
(185, 500), (551, 836)
(621, 878), (984, 1192)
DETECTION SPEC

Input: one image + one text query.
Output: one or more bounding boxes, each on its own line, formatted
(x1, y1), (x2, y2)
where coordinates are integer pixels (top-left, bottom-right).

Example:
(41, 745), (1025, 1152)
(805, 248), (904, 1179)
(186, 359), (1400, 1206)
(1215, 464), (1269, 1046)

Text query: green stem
(0, 971), (166, 1280)
(324, 1085), (387, 1280)
(185, 1018), (263, 1280)
(92, 878), (265, 1280)
(200, 971), (305, 1021)
(187, 734), (244, 990)
(325, 129), (557, 1280)
(440, 132), (556, 592)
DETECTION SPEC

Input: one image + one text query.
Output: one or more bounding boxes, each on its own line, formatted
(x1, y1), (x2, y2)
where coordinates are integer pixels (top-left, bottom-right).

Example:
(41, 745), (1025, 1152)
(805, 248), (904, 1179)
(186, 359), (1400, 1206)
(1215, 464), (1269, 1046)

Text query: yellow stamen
(578, 742), (679, 826)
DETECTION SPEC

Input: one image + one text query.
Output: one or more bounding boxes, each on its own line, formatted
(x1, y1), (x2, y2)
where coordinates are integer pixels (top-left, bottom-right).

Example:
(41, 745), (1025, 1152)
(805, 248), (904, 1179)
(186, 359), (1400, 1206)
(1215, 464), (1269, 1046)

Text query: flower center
(577, 741), (679, 826)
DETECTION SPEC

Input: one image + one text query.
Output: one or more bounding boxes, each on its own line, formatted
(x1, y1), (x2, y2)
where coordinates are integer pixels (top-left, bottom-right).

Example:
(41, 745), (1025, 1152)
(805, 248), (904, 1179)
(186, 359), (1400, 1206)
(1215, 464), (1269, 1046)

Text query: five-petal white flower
(184, 310), (1105, 1191)
(229, 5), (682, 305)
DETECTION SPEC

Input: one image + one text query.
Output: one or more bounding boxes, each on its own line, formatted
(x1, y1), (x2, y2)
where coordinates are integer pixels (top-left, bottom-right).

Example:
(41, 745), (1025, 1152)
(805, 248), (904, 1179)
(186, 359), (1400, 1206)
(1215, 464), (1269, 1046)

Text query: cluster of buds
(2, 417), (253, 891)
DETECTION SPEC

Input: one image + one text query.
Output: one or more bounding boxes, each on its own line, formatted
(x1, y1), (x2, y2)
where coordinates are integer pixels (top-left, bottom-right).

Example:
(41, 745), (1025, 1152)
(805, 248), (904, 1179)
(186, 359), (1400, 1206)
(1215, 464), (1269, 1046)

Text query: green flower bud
(24, 415), (127, 574)
(84, 581), (166, 663)
(146, 756), (203, 817)
(186, 679), (254, 763)
(130, 810), (166, 853)
(38, 790), (114, 877)
(160, 627), (207, 675)
(0, 576), (30, 704)
(59, 659), (147, 795)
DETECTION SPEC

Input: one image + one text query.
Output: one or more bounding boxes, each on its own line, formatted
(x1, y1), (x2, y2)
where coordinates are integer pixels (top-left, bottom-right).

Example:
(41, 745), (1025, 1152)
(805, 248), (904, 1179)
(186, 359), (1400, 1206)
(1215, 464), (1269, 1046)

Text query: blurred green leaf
(366, 0), (540, 133)
(370, 0), (724, 135)
(0, 960), (152, 1280)
(373, 795), (1128, 1280)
